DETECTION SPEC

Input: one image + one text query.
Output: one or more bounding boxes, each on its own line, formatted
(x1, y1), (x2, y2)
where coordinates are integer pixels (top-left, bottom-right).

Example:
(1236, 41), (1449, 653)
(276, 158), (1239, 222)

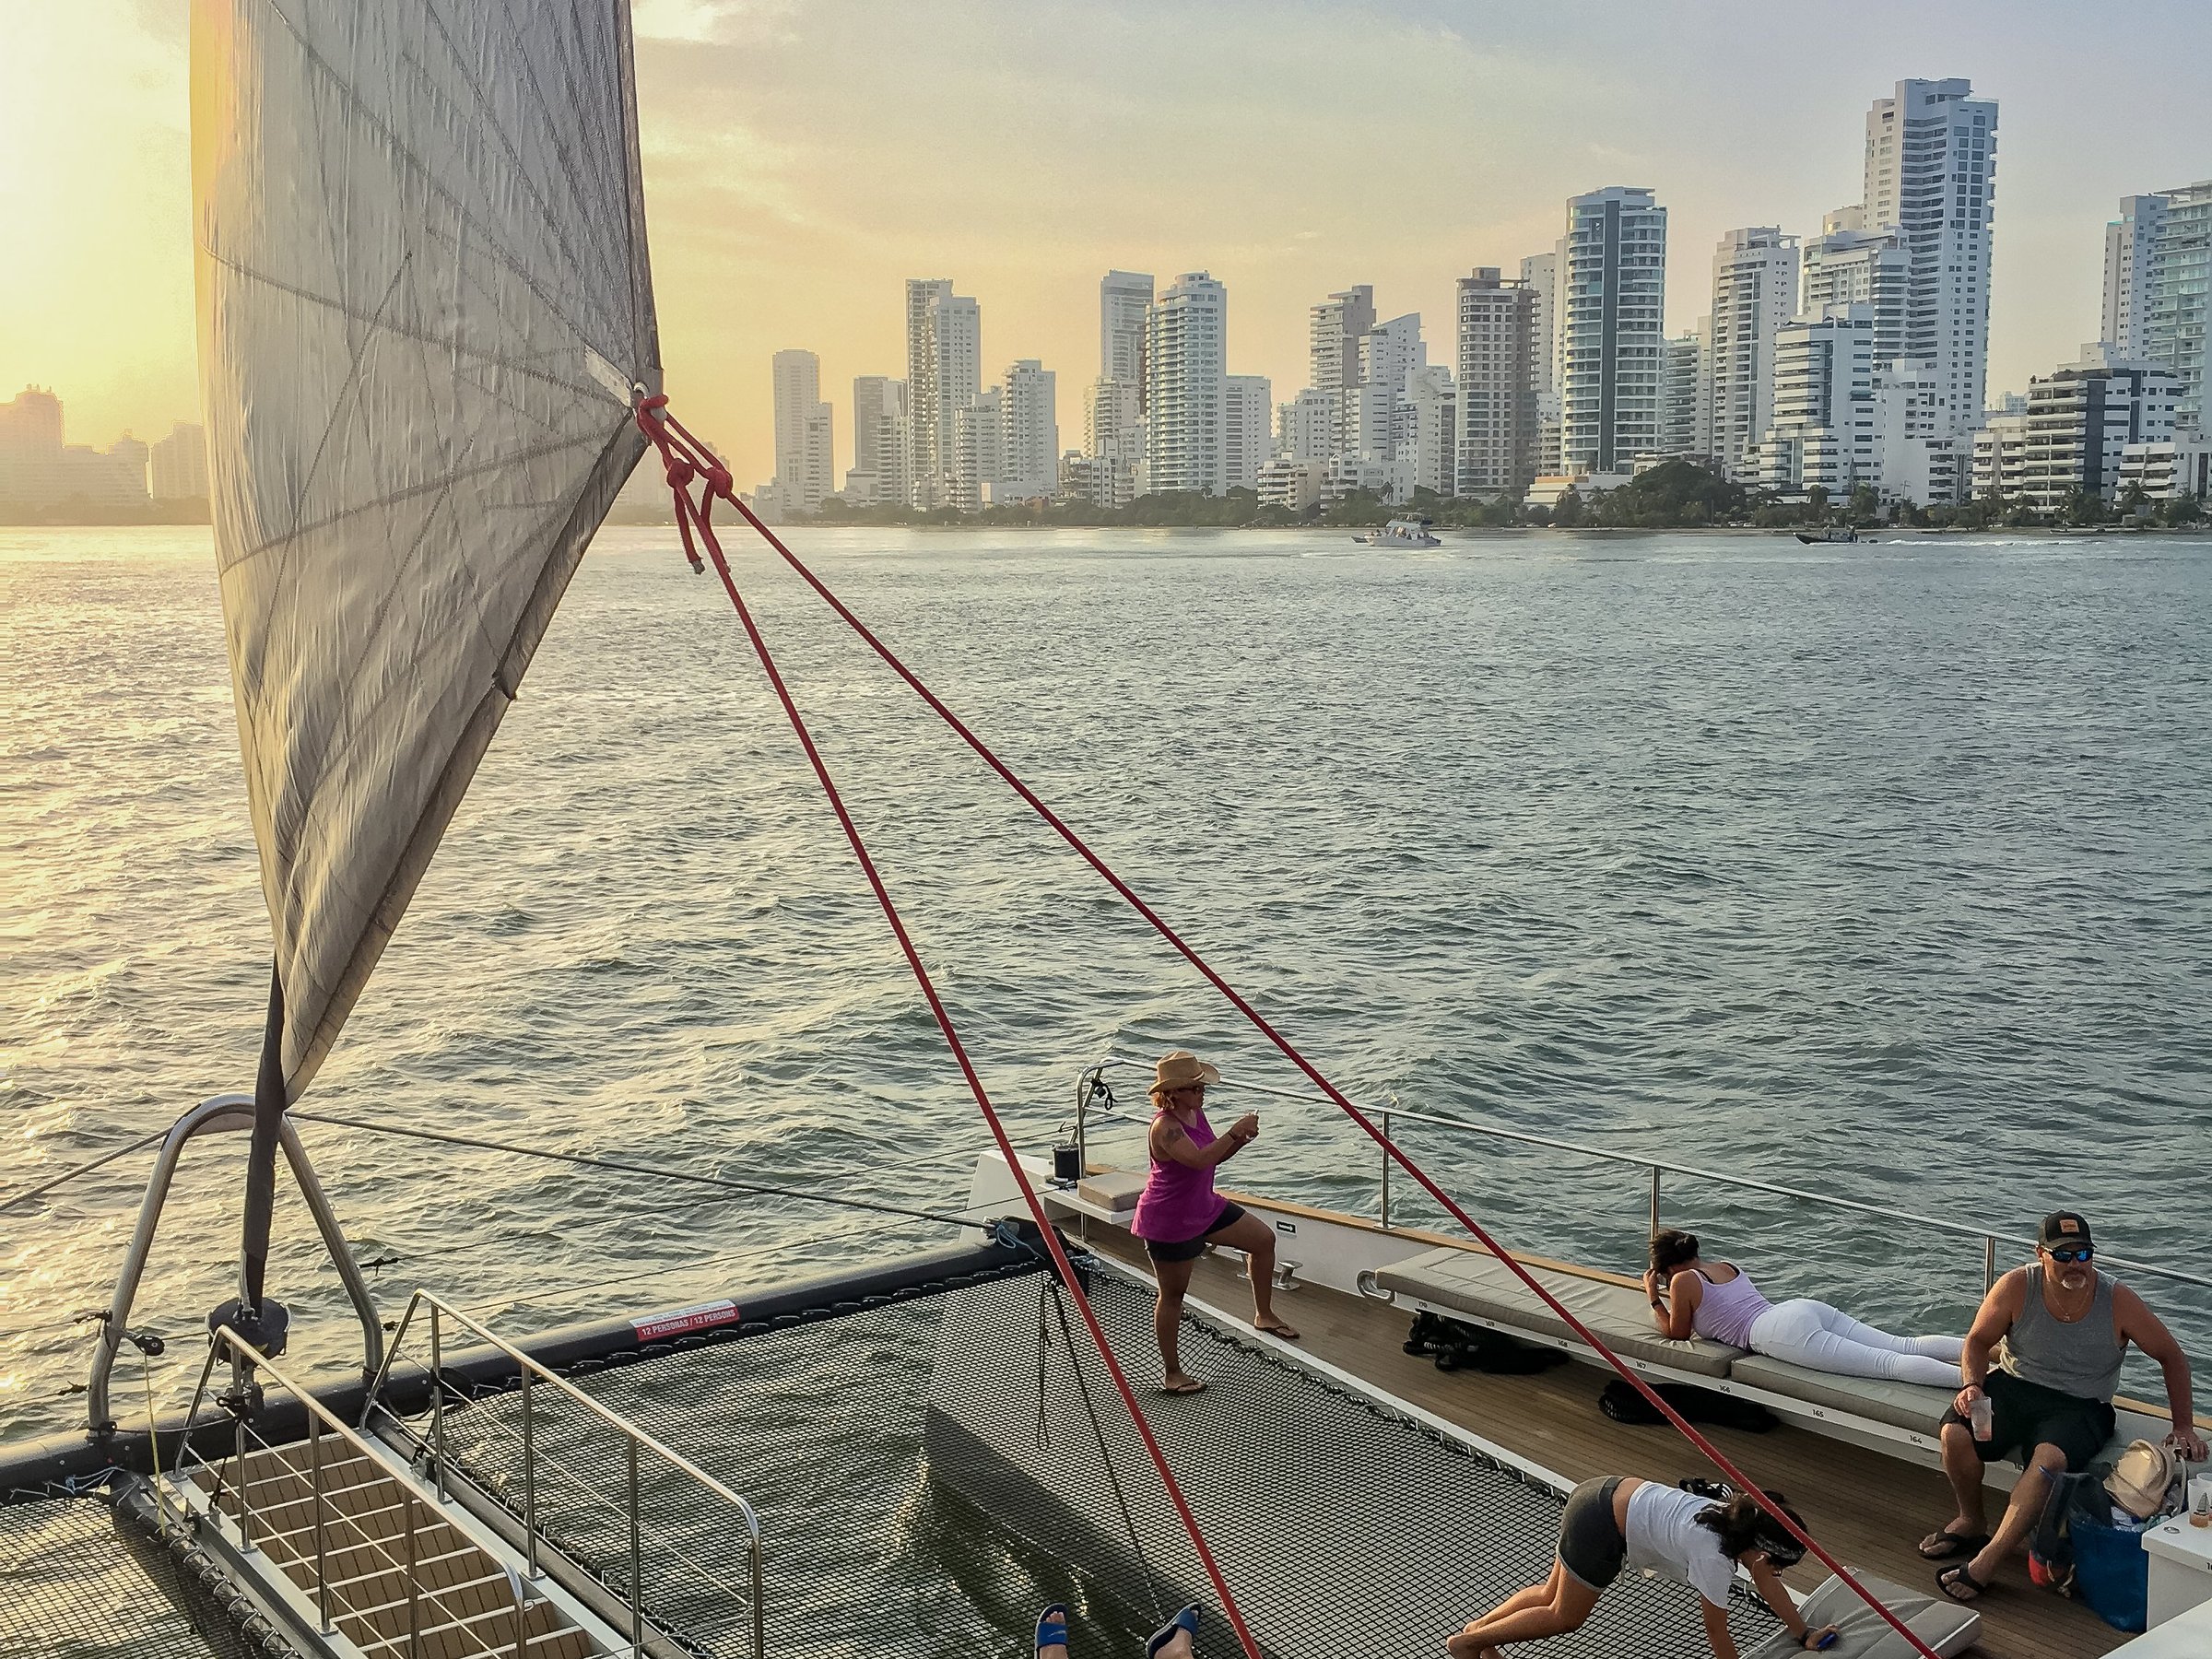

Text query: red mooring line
(635, 399), (1269, 1659)
(636, 398), (1946, 1659)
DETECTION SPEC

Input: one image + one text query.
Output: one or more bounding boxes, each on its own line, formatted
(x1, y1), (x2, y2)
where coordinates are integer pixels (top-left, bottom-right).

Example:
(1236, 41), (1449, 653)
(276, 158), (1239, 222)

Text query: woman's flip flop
(1146, 1605), (1201, 1658)
(1257, 1321), (1300, 1341)
(1035, 1605), (1070, 1653)
(1158, 1377), (1208, 1396)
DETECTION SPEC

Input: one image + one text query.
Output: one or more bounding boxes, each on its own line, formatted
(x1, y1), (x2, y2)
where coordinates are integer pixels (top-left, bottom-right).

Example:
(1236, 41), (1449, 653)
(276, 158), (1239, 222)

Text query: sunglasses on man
(2043, 1243), (2094, 1265)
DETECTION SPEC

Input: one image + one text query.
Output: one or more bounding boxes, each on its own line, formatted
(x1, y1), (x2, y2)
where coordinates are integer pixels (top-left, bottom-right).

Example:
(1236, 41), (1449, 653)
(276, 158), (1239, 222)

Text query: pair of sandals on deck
(1037, 1602), (1199, 1659)
(1916, 1522), (1994, 1604)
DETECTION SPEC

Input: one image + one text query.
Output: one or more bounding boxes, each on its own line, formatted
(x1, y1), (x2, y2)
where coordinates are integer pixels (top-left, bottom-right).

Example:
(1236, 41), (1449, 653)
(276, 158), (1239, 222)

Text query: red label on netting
(632, 1300), (740, 1341)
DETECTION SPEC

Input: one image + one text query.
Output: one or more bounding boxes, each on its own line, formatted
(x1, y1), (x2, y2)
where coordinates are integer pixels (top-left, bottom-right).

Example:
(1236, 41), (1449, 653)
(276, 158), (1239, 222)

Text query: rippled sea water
(4, 524), (2208, 1453)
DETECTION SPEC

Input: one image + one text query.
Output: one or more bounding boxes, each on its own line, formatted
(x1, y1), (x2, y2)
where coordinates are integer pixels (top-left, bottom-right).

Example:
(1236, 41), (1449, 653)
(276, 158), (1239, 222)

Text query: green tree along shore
(678, 460), (2205, 534)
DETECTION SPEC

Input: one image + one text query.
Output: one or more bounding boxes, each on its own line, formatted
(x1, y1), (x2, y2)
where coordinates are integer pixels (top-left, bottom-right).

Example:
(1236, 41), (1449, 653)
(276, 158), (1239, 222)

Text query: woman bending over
(1643, 1230), (1964, 1388)
(1450, 1478), (1839, 1658)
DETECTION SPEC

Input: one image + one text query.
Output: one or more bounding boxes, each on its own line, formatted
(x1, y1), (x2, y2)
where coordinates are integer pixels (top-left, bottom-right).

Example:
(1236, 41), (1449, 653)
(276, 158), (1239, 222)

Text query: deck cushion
(1374, 1245), (1746, 1378)
(1077, 1169), (1147, 1215)
(1742, 1571), (1978, 1659)
(1727, 1356), (1956, 1437)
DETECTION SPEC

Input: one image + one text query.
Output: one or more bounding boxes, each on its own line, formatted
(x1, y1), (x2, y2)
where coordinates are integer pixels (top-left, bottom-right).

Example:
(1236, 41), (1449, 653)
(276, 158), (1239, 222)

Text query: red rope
(634, 399), (1268, 1659)
(636, 398), (1943, 1659)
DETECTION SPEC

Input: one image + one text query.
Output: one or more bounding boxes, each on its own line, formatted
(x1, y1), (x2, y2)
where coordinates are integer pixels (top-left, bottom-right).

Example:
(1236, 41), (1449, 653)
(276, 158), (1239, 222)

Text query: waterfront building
(851, 377), (907, 508)
(1277, 387), (1338, 463)
(2015, 344), (2181, 512)
(1519, 252), (1563, 477)
(1308, 285), (1376, 455)
(1705, 228), (1799, 481)
(1224, 375), (1272, 492)
(1455, 267), (1535, 495)
(1857, 78), (1998, 438)
(905, 279), (981, 509)
(1256, 457), (1327, 513)
(952, 385), (1004, 512)
(1399, 364), (1457, 499)
(1085, 377), (1144, 509)
(148, 421), (209, 501)
(1656, 326), (1705, 462)
(1872, 359), (1964, 505)
(1750, 303), (1876, 500)
(1800, 209), (1909, 371)
(1100, 271), (1154, 399)
(2116, 431), (2211, 501)
(1559, 186), (1666, 474)
(770, 349), (833, 513)
(1971, 409), (2030, 500)
(997, 360), (1059, 501)
(2101, 182), (2212, 433)
(1147, 273), (1230, 495)
(0, 387), (152, 508)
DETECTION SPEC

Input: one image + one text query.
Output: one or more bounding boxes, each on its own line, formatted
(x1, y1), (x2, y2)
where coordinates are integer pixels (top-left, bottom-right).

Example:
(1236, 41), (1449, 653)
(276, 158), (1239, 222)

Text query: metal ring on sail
(193, 0), (660, 1099)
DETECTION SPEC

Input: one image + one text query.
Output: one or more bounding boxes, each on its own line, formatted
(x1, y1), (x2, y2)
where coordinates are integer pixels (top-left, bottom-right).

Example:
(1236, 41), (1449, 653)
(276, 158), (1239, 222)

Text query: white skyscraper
(1085, 377), (1143, 508)
(1752, 304), (1876, 500)
(905, 278), (982, 508)
(1858, 78), (1998, 436)
(771, 348), (833, 513)
(1657, 329), (1704, 460)
(1277, 388), (1338, 463)
(1705, 228), (1800, 480)
(999, 360), (1059, 501)
(1100, 271), (1155, 394)
(1146, 272), (1229, 496)
(1559, 186), (1666, 475)
(953, 384), (1003, 512)
(1400, 365), (1457, 498)
(1455, 268), (1534, 495)
(1519, 253), (1561, 475)
(1308, 285), (1376, 455)
(1800, 209), (1910, 371)
(2017, 345), (2181, 510)
(1223, 375), (1272, 492)
(148, 420), (210, 500)
(847, 376), (907, 505)
(2102, 182), (2212, 434)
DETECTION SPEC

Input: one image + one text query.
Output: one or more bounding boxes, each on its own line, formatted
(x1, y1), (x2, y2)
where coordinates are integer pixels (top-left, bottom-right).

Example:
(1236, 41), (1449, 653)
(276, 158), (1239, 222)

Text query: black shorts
(1558, 1477), (1627, 1592)
(1940, 1371), (2116, 1471)
(1143, 1202), (1248, 1265)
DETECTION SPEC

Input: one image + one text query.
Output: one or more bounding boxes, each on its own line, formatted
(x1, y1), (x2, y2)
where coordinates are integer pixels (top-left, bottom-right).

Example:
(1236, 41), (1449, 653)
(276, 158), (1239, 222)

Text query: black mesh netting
(4, 1249), (1789, 1659)
(0, 1492), (281, 1659)
(424, 1251), (1783, 1659)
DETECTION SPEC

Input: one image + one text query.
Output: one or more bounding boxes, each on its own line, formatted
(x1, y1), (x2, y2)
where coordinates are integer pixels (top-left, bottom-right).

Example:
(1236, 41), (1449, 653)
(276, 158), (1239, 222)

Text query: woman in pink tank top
(1135, 1050), (1299, 1394)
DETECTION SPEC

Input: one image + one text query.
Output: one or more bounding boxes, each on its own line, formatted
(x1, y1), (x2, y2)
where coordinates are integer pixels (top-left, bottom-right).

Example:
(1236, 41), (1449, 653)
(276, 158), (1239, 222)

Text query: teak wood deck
(1084, 1230), (2127, 1659)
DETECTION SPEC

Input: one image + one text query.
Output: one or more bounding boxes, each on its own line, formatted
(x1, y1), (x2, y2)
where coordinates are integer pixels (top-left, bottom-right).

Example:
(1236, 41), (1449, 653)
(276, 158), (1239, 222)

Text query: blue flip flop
(1036, 1605), (1071, 1653)
(1145, 1605), (1200, 1658)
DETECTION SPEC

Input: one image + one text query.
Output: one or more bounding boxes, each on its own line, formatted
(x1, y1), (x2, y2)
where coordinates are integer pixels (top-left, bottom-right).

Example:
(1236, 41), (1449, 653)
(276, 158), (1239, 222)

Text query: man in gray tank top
(1917, 1210), (2206, 1604)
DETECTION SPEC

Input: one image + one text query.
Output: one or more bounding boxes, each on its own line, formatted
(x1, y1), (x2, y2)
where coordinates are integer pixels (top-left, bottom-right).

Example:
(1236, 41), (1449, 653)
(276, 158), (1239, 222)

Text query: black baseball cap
(2038, 1211), (2095, 1251)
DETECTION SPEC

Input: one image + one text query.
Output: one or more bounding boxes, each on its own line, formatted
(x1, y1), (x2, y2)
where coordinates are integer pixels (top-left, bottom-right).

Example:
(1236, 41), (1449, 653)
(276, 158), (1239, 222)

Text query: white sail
(192, 0), (659, 1096)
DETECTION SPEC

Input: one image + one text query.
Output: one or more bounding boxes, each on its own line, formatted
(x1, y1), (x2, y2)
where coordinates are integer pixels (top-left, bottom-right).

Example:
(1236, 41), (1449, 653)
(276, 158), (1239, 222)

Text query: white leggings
(1748, 1299), (1965, 1388)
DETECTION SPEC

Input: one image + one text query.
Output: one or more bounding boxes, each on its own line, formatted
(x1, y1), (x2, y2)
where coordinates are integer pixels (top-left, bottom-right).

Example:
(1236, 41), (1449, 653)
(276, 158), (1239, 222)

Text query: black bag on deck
(1403, 1311), (1568, 1374)
(1599, 1377), (1780, 1432)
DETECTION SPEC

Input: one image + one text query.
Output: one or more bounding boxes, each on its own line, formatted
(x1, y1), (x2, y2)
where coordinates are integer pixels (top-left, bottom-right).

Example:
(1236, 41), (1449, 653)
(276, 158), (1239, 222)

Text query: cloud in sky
(7, 1), (2210, 488)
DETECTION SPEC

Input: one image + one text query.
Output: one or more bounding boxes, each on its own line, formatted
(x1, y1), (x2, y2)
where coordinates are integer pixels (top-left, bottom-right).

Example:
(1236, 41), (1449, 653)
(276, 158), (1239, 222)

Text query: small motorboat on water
(1354, 516), (1442, 547)
(1795, 525), (1861, 545)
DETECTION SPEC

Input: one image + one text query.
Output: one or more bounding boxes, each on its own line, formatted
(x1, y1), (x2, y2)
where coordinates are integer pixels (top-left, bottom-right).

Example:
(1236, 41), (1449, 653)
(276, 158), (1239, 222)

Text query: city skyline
(8, 2), (2212, 487)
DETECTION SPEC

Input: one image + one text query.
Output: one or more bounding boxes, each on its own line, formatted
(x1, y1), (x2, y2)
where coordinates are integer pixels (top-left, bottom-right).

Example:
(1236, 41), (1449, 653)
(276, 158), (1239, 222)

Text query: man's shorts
(1940, 1370), (2116, 1470)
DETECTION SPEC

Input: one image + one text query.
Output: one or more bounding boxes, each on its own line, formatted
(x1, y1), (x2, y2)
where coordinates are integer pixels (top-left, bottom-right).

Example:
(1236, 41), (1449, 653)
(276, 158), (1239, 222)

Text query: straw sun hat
(1149, 1050), (1221, 1099)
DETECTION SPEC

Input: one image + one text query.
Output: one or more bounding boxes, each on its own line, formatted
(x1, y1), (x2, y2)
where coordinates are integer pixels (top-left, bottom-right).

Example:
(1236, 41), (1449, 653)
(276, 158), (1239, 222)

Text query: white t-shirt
(1622, 1482), (1739, 1610)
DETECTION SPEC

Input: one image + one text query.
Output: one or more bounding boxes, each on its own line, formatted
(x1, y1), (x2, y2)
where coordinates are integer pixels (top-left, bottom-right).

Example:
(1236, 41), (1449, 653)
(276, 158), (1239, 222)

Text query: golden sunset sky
(6, 0), (2210, 489)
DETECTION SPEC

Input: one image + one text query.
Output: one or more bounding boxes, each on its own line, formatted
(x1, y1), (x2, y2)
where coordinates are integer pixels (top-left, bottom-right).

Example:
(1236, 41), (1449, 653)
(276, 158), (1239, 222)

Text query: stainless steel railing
(364, 1289), (765, 1659)
(176, 1325), (534, 1657)
(1086, 1055), (2212, 1298)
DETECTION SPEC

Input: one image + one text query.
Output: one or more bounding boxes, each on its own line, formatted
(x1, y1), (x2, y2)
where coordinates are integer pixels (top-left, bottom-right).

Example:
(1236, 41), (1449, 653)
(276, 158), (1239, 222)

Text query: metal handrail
(364, 1288), (765, 1659)
(1092, 1054), (2212, 1296)
(176, 1324), (532, 1657)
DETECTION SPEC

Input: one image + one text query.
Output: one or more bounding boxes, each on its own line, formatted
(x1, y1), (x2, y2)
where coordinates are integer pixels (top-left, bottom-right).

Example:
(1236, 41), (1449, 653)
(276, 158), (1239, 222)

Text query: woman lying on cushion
(1642, 1229), (1964, 1388)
